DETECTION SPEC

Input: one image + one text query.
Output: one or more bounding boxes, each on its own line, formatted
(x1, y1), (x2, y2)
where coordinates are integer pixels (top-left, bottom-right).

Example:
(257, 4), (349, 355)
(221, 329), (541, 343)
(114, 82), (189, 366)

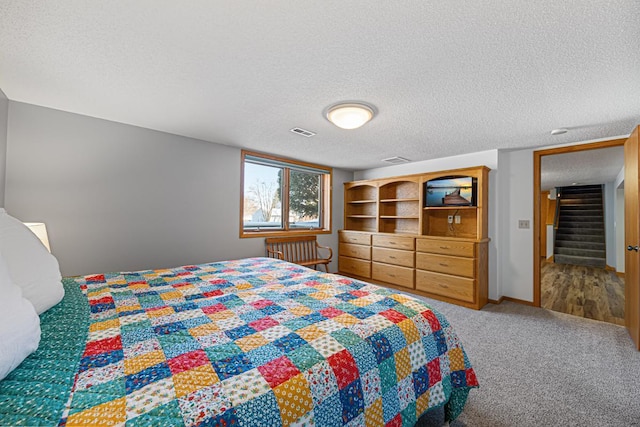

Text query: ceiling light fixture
(550, 128), (568, 136)
(325, 102), (375, 130)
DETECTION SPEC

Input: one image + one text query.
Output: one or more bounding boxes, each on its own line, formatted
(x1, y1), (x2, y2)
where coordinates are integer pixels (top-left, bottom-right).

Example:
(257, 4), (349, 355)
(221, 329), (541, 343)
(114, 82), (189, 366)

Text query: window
(240, 151), (332, 237)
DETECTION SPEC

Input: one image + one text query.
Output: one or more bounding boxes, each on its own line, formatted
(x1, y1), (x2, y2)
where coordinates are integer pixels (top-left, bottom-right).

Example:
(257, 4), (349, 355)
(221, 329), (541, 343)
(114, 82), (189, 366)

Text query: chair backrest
(265, 236), (318, 263)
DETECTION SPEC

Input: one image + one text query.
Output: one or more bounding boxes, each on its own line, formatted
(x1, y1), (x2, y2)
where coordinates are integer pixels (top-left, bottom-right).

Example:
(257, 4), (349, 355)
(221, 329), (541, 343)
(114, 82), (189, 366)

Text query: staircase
(553, 184), (606, 268)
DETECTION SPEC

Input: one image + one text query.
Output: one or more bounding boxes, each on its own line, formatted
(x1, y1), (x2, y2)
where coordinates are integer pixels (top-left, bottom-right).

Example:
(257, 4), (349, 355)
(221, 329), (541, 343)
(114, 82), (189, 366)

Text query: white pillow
(0, 209), (64, 314)
(0, 254), (41, 380)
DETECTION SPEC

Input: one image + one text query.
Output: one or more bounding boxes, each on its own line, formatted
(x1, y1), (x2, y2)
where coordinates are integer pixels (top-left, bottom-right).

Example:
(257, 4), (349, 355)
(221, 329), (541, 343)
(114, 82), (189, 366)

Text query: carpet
(413, 297), (640, 426)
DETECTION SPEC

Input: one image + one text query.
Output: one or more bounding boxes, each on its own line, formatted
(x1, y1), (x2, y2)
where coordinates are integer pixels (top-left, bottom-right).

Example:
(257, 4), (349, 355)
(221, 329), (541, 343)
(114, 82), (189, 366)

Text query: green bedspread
(0, 278), (89, 426)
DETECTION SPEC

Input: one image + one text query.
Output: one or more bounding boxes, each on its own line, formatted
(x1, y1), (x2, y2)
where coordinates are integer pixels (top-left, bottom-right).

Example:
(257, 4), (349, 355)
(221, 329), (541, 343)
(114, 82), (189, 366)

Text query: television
(424, 175), (477, 207)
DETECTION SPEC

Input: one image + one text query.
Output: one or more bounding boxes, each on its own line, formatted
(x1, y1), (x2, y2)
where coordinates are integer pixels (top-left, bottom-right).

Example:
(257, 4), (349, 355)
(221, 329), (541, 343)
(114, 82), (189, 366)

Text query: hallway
(541, 260), (625, 326)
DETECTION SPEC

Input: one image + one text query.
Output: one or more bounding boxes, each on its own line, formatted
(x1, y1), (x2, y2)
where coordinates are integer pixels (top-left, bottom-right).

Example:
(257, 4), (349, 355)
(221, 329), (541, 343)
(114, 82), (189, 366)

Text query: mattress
(0, 257), (477, 426)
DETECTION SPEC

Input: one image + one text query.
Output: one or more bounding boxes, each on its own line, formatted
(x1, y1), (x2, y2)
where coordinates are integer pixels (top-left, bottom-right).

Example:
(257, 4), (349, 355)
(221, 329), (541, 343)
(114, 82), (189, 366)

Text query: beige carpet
(412, 297), (640, 426)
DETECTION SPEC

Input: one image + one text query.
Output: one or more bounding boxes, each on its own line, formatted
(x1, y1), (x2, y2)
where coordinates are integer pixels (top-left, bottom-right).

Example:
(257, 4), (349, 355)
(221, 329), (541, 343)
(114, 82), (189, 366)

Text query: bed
(0, 257), (477, 426)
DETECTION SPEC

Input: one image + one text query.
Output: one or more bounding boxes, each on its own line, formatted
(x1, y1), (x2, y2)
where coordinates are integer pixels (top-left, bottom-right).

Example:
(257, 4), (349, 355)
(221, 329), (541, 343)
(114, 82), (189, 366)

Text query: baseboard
(488, 296), (535, 306)
(546, 255), (554, 262)
(604, 264), (625, 278)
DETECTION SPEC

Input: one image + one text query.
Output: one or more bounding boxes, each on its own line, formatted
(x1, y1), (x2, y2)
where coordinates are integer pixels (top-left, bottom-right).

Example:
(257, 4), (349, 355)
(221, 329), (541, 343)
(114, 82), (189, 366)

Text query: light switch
(455, 215), (461, 224)
(518, 219), (530, 229)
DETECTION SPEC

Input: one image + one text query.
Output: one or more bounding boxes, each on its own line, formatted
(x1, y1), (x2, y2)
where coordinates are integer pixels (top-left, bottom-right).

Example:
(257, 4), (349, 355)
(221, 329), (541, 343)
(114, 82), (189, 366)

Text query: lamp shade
(326, 103), (375, 129)
(24, 222), (51, 252)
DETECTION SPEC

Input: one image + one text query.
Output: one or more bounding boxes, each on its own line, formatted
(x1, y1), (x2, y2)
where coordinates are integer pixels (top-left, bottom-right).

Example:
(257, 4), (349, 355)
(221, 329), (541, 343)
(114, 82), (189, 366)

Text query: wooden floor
(541, 260), (625, 326)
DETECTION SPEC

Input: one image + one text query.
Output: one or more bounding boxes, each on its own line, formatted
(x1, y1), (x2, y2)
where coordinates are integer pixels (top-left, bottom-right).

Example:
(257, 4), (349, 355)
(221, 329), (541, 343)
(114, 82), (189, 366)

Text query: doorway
(533, 139), (626, 326)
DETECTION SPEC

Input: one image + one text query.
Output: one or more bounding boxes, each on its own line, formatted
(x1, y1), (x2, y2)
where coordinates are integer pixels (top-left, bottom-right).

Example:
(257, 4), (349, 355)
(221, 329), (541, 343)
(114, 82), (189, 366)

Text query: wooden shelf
(380, 198), (419, 203)
(423, 206), (478, 210)
(380, 216), (419, 219)
(348, 200), (377, 204)
(347, 215), (376, 218)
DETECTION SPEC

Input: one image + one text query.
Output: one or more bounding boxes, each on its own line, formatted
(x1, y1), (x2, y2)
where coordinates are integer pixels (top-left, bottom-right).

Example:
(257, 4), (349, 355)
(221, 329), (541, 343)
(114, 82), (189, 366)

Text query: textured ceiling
(0, 1), (639, 171)
(540, 146), (624, 191)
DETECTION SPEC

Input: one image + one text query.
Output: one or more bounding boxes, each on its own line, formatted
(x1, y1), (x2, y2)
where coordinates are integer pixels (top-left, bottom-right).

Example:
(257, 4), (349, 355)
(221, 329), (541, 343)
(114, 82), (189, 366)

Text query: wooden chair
(265, 235), (333, 272)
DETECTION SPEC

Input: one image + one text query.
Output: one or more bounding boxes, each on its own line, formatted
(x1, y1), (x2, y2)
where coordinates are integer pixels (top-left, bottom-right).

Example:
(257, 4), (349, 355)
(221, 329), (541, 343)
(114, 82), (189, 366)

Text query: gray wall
(0, 89), (8, 206)
(5, 101), (350, 276)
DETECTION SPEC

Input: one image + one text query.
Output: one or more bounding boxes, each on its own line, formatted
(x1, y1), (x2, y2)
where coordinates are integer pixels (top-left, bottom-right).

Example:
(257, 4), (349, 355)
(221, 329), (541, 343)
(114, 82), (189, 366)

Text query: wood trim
(502, 296), (536, 306)
(624, 126), (640, 349)
(533, 138), (626, 309)
(534, 138), (627, 157)
(239, 150), (247, 239)
(488, 295), (536, 306)
(240, 150), (333, 238)
(241, 149), (333, 173)
(533, 149), (542, 307)
(346, 165), (491, 186)
(616, 272), (626, 278)
(540, 191), (549, 258)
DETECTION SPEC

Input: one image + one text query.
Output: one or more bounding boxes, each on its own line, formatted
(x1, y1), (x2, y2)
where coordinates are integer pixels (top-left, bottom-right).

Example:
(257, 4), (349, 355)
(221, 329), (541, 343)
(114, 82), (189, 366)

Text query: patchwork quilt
(0, 257), (477, 426)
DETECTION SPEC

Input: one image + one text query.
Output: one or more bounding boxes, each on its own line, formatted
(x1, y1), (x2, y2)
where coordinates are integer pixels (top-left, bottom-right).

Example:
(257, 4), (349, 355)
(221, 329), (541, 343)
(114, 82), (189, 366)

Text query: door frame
(533, 138), (626, 307)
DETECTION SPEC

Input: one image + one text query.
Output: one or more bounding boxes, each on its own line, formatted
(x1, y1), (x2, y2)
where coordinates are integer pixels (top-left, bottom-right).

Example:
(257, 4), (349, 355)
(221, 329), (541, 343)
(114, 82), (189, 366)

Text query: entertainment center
(339, 165), (489, 309)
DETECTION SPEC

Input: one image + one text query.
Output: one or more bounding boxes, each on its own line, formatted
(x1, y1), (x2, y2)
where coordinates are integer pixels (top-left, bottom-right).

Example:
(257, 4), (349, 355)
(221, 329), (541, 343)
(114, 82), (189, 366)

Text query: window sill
(240, 228), (332, 239)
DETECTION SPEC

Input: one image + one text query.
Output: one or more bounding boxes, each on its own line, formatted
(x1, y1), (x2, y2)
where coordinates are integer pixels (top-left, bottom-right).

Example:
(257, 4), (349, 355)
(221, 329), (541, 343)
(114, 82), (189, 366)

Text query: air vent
(382, 156), (411, 164)
(290, 127), (316, 137)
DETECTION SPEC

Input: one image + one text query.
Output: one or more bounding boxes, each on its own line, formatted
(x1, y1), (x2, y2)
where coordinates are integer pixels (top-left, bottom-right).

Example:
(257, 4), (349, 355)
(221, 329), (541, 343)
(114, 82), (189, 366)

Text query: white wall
(546, 225), (554, 258)
(354, 149), (501, 301)
(615, 165), (625, 273)
(0, 89), (8, 207)
(5, 102), (349, 276)
(497, 149), (534, 301)
(604, 181), (616, 268)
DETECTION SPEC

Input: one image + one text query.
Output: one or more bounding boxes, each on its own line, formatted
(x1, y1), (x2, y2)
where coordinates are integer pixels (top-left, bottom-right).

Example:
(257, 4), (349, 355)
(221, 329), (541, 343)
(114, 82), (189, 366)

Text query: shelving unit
(339, 166), (490, 310)
(344, 183), (378, 232)
(378, 178), (420, 234)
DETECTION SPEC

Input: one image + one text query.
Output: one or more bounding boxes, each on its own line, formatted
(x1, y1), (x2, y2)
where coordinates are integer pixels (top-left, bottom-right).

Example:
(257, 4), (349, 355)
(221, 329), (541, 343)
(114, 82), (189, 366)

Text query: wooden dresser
(338, 166), (490, 310)
(371, 234), (415, 289)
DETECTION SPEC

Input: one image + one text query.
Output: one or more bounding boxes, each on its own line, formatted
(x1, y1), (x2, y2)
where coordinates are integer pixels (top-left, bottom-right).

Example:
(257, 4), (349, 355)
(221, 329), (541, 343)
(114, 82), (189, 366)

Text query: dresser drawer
(340, 231), (372, 245)
(372, 234), (415, 251)
(372, 247), (414, 268)
(372, 262), (414, 289)
(339, 256), (371, 278)
(416, 238), (475, 257)
(340, 243), (371, 260)
(416, 270), (475, 303)
(416, 253), (474, 278)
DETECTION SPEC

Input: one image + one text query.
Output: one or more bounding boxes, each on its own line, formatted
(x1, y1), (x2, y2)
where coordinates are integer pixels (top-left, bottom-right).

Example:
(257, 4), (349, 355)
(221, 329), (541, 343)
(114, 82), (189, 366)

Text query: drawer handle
(389, 256), (396, 259)
(440, 246), (450, 250)
(389, 274), (396, 278)
(440, 284), (449, 289)
(439, 263), (448, 267)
